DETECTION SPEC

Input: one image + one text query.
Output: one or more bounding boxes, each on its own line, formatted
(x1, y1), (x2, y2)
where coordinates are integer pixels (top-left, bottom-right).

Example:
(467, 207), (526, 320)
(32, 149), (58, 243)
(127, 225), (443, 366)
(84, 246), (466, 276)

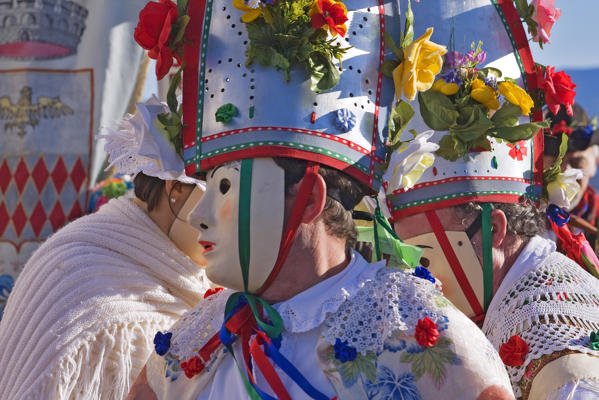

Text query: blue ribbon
(547, 204), (570, 227)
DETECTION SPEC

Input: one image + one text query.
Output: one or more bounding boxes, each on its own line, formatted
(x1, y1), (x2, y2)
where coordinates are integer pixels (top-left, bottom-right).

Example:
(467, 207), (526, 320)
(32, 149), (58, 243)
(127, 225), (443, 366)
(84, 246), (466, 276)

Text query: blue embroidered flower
(366, 366), (421, 400)
(334, 338), (358, 362)
(0, 274), (14, 320)
(335, 108), (356, 132)
(412, 266), (435, 284)
(383, 335), (406, 353)
(437, 315), (449, 332)
(154, 331), (172, 356)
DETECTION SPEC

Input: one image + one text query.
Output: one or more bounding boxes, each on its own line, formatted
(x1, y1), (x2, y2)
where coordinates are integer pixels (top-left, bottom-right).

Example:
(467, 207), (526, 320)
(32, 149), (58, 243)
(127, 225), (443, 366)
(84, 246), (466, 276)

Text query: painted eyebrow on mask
(415, 245), (433, 249)
(209, 164), (239, 178)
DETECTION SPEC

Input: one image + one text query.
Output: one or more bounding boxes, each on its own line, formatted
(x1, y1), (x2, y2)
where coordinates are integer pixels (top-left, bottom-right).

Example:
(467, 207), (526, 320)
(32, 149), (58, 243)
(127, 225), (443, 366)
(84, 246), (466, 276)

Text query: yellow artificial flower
(233, 0), (262, 23)
(392, 27), (447, 101)
(470, 78), (500, 110)
(498, 81), (534, 115)
(432, 78), (459, 96)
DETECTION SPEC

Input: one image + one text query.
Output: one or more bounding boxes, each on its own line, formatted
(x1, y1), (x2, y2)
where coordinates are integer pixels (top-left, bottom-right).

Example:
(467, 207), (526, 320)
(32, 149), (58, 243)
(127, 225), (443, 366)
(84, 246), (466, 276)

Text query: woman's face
(189, 158), (285, 292)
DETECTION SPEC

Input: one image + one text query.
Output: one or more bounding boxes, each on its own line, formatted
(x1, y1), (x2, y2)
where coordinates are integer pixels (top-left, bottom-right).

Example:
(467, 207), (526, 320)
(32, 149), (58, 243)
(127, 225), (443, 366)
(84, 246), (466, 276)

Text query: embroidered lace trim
(483, 252), (599, 397)
(323, 266), (446, 354)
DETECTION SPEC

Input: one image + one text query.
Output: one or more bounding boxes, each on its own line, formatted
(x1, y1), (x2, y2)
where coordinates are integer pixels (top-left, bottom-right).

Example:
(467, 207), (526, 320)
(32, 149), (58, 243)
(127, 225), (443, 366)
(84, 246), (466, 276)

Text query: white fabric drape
(0, 197), (209, 400)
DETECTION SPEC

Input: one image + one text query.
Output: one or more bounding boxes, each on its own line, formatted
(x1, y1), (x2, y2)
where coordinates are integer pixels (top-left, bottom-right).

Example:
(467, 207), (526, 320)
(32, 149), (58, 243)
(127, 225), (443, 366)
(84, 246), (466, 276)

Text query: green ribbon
(481, 203), (493, 311)
(361, 198), (422, 267)
(239, 159), (253, 291)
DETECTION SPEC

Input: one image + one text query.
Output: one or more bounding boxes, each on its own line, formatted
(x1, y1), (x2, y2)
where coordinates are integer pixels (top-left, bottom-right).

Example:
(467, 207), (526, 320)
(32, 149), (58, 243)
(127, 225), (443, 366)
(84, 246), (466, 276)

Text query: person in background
(0, 97), (211, 400)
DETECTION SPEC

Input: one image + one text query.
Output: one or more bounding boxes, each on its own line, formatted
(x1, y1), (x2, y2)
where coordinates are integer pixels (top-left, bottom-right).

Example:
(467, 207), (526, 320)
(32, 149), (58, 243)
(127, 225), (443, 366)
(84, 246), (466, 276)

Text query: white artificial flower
(383, 130), (439, 194)
(546, 168), (583, 210)
(99, 95), (200, 185)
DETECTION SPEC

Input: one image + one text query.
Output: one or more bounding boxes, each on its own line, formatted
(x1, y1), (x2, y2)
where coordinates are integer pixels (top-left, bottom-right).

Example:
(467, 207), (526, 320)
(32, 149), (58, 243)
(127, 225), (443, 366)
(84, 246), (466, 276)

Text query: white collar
(274, 249), (384, 333)
(488, 235), (556, 313)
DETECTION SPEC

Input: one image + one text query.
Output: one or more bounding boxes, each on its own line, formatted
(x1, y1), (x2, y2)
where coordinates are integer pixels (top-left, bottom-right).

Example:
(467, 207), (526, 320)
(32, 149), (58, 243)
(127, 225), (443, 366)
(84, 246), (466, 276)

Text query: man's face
(394, 207), (485, 318)
(189, 158), (285, 292)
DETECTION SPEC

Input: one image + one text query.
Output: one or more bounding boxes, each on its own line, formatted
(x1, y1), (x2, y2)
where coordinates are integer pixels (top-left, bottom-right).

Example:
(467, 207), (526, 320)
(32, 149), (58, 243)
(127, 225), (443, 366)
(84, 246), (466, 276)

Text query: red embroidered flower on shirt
(499, 335), (529, 367)
(415, 317), (439, 347)
(507, 141), (528, 161)
(180, 355), (204, 378)
(203, 287), (224, 298)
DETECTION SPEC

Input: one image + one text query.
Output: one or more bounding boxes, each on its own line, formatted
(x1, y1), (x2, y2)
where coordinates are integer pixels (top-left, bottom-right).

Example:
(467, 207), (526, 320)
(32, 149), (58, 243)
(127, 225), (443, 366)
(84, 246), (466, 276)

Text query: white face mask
(189, 158), (285, 292)
(168, 185), (206, 266)
(404, 230), (485, 320)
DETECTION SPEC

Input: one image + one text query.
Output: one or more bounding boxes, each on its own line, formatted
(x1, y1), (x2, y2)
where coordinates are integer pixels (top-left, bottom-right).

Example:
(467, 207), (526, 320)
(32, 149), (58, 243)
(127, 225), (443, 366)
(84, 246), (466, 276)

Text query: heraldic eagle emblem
(0, 86), (74, 137)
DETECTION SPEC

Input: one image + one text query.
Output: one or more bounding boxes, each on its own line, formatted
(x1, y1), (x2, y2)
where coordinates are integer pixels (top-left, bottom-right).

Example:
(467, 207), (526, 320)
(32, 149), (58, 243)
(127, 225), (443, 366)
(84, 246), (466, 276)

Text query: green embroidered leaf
(388, 100), (415, 146)
(400, 337), (459, 387)
(335, 351), (377, 386)
(491, 102), (521, 128)
(381, 59), (400, 78)
(491, 121), (549, 142)
(418, 90), (459, 131)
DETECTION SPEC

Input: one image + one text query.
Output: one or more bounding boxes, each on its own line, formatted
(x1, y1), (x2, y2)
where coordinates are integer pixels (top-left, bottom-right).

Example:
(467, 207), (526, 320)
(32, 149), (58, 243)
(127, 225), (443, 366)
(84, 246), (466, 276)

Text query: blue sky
(531, 1), (599, 69)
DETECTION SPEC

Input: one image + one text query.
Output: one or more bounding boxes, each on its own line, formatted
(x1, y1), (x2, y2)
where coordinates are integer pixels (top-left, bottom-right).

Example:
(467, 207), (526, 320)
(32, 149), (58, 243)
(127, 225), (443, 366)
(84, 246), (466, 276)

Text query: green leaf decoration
(388, 100), (415, 146)
(215, 103), (239, 123)
(101, 182), (128, 199)
(436, 133), (468, 161)
(491, 102), (521, 128)
(399, 337), (459, 387)
(155, 112), (183, 156)
(490, 121), (549, 142)
(418, 90), (459, 131)
(381, 59), (400, 78)
(491, 155), (498, 169)
(400, 0), (414, 49)
(171, 15), (190, 47)
(450, 105), (493, 143)
(543, 133), (568, 185)
(383, 31), (403, 60)
(177, 0), (189, 15)
(166, 66), (183, 114)
(308, 51), (340, 92)
(242, 0), (348, 92)
(478, 66), (502, 79)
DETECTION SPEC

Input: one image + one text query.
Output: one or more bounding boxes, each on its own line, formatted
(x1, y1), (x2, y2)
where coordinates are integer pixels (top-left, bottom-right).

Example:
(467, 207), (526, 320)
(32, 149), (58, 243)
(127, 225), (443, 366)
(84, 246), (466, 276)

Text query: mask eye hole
(219, 178), (231, 194)
(420, 257), (430, 268)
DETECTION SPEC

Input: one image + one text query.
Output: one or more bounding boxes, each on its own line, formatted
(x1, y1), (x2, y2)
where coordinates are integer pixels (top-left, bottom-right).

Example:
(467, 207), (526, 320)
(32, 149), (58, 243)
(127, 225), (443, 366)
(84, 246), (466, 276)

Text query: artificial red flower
(203, 287), (224, 298)
(134, 0), (181, 80)
(507, 141), (528, 161)
(415, 317), (439, 347)
(537, 66), (576, 116)
(310, 0), (348, 37)
(499, 335), (529, 367)
(548, 120), (573, 136)
(180, 355), (204, 378)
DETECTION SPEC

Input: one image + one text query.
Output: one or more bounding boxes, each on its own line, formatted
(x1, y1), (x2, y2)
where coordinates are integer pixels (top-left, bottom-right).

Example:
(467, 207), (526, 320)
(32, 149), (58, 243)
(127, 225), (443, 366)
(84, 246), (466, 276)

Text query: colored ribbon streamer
(481, 204), (493, 311)
(239, 159), (253, 291)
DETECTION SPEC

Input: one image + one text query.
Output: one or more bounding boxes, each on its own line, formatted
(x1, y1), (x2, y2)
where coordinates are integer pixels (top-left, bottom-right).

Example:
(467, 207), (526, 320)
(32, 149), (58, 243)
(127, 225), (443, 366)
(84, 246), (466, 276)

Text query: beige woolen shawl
(0, 197), (209, 400)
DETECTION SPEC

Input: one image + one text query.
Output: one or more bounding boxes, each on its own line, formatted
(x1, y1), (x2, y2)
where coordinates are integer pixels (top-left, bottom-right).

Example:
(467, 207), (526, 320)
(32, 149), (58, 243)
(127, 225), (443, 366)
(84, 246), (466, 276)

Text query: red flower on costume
(180, 355), (204, 378)
(310, 0), (348, 37)
(134, 0), (181, 80)
(203, 287), (224, 298)
(415, 317), (439, 347)
(548, 120), (573, 136)
(499, 335), (529, 367)
(507, 141), (528, 161)
(537, 66), (576, 116)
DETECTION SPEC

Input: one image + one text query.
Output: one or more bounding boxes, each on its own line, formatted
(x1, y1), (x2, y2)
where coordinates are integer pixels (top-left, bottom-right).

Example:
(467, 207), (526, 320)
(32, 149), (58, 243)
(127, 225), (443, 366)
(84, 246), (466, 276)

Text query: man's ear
(301, 173), (327, 224)
(490, 208), (508, 247)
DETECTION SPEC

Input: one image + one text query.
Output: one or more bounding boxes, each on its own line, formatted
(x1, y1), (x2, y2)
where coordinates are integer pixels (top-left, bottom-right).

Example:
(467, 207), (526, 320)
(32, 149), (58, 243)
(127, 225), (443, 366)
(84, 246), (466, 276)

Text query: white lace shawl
(0, 197), (209, 400)
(483, 248), (599, 397)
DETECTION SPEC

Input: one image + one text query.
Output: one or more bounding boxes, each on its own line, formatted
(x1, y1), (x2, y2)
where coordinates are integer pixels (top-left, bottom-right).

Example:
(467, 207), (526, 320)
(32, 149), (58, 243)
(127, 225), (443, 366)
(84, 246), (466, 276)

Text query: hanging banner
(0, 0), (148, 318)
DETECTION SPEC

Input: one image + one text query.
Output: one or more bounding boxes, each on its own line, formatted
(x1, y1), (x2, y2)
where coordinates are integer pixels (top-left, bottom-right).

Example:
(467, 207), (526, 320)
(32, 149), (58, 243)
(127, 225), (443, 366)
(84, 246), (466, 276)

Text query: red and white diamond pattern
(0, 155), (88, 241)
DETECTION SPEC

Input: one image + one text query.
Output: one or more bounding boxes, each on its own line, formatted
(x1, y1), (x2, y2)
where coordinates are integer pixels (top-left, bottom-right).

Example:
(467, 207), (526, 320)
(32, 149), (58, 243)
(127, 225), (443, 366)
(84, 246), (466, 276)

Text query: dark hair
(273, 158), (367, 248)
(133, 173), (165, 212)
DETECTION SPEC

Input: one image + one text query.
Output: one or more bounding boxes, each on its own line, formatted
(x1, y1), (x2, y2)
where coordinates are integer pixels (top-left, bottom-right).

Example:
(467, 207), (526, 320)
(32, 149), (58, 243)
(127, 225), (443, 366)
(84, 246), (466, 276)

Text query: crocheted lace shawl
(483, 249), (599, 397)
(0, 197), (209, 400)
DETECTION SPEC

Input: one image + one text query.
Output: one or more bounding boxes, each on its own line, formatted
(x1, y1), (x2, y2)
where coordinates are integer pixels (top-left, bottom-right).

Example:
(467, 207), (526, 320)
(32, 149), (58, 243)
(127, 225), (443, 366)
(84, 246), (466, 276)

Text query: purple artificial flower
(465, 49), (487, 66)
(444, 51), (465, 70)
(484, 76), (498, 89)
(440, 70), (462, 86)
